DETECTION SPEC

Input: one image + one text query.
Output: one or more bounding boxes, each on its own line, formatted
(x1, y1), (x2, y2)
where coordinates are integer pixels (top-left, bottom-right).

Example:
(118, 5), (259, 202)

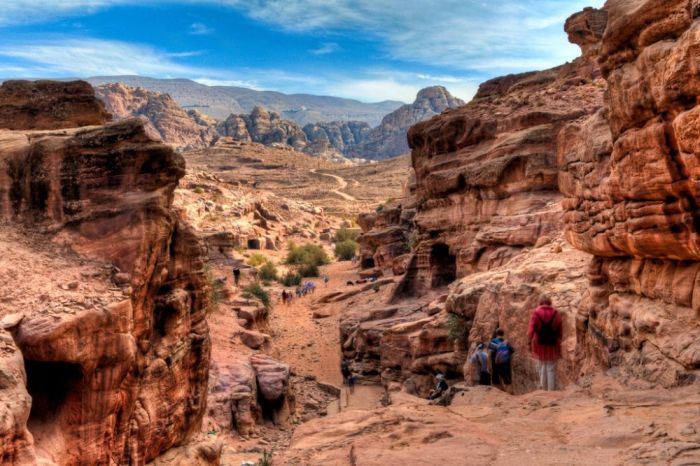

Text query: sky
(0, 0), (605, 103)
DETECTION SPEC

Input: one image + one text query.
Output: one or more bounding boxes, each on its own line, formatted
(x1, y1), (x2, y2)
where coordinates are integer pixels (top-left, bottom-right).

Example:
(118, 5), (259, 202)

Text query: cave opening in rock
(361, 257), (375, 269)
(430, 243), (456, 288)
(247, 238), (261, 250)
(25, 360), (83, 426)
(257, 392), (286, 424)
(154, 304), (178, 339)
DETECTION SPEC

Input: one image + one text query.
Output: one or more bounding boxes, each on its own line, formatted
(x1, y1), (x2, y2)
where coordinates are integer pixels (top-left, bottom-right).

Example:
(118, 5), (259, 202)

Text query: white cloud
(0, 38), (202, 77)
(310, 42), (339, 56)
(221, 0), (607, 73)
(189, 22), (213, 35)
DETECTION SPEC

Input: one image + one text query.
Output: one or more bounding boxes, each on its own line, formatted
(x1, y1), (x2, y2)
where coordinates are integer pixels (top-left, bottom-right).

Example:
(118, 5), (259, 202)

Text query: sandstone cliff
(560, 0), (700, 387)
(96, 82), (217, 150)
(302, 120), (371, 157)
(217, 105), (309, 153)
(0, 80), (210, 465)
(351, 6), (608, 393)
(347, 86), (465, 160)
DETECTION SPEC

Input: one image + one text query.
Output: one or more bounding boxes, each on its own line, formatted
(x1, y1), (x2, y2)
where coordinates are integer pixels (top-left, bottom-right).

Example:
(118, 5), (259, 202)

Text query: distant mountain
(346, 86), (465, 160)
(86, 76), (403, 126)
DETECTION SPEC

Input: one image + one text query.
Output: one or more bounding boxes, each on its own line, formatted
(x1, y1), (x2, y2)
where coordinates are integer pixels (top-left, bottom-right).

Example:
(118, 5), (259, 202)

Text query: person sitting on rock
(470, 343), (491, 386)
(489, 328), (515, 389)
(427, 373), (449, 401)
(527, 295), (563, 391)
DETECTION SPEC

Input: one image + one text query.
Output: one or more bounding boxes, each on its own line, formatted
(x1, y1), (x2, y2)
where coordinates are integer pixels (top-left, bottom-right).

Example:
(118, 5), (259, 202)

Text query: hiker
(232, 267), (241, 287)
(341, 359), (355, 393)
(470, 343), (491, 386)
(281, 290), (288, 305)
(427, 373), (449, 401)
(527, 295), (563, 391)
(324, 275), (330, 286)
(489, 329), (515, 389)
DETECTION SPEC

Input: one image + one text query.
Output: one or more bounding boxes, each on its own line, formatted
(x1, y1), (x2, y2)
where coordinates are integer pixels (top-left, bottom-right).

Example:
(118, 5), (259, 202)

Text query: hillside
(86, 76), (403, 126)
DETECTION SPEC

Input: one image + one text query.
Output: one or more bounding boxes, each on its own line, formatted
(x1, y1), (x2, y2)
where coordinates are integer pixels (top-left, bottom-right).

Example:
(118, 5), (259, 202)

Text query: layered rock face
(347, 86), (465, 160)
(0, 80), (110, 130)
(0, 80), (210, 464)
(401, 47), (605, 298)
(96, 83), (217, 150)
(302, 120), (371, 157)
(560, 0), (700, 387)
(349, 7), (609, 392)
(217, 106), (309, 152)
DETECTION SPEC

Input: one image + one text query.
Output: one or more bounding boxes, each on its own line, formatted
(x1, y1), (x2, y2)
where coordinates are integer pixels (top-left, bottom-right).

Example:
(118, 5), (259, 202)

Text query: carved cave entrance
(430, 243), (456, 288)
(361, 257), (375, 269)
(24, 358), (84, 457)
(247, 238), (262, 250)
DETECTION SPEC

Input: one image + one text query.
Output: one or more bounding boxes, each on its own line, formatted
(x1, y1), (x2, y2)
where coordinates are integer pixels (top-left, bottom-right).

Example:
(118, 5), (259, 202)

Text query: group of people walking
(429, 295), (563, 401)
(469, 295), (562, 391)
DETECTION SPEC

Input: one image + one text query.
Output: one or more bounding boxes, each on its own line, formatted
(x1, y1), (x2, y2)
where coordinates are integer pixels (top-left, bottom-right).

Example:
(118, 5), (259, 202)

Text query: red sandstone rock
(0, 80), (110, 130)
(96, 82), (217, 150)
(560, 0), (700, 387)
(0, 83), (210, 464)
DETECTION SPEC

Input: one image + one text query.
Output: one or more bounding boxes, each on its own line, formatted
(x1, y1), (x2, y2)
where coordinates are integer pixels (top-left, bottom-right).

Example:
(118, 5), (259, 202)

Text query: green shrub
(256, 450), (272, 466)
(297, 263), (320, 278)
(281, 271), (302, 287)
(259, 261), (278, 281)
(203, 263), (224, 314)
(285, 243), (330, 267)
(335, 239), (359, 261)
(334, 227), (359, 243)
(247, 253), (267, 267)
(242, 283), (271, 310)
(193, 187), (204, 194)
(446, 313), (468, 343)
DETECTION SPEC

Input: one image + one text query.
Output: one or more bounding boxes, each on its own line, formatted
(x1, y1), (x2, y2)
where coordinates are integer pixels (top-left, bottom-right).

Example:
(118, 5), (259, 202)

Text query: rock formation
(0, 80), (211, 465)
(347, 86), (465, 160)
(217, 106), (309, 153)
(0, 80), (110, 130)
(302, 120), (371, 157)
(351, 6), (608, 392)
(95, 82), (217, 150)
(560, 0), (700, 387)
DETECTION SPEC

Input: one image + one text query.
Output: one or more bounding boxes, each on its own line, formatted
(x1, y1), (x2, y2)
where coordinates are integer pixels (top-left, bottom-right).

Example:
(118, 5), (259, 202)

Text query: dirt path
(268, 261), (385, 412)
(310, 169), (357, 201)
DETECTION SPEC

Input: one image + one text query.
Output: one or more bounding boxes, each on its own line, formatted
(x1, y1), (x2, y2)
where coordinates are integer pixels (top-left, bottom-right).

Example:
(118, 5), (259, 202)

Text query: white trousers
(538, 360), (557, 391)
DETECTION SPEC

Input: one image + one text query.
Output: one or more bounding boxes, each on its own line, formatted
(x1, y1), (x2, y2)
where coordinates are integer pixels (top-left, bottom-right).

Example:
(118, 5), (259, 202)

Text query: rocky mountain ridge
(96, 83), (463, 160)
(86, 75), (403, 125)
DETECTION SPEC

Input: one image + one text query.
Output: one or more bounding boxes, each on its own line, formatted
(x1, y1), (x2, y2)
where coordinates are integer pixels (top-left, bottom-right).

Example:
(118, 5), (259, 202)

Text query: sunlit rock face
(560, 0), (700, 387)
(0, 80), (210, 465)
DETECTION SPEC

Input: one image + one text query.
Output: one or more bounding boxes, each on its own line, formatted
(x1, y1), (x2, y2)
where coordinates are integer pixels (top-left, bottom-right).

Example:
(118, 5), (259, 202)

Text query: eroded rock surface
(0, 81), (211, 465)
(96, 83), (217, 150)
(0, 80), (110, 131)
(560, 0), (700, 387)
(347, 86), (465, 160)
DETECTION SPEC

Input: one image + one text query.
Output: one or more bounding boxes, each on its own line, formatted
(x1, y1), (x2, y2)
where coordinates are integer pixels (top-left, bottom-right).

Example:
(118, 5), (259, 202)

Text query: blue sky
(0, 1), (605, 103)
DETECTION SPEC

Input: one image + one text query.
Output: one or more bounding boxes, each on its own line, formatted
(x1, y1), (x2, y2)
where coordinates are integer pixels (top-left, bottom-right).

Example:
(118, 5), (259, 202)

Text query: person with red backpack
(527, 295), (562, 391)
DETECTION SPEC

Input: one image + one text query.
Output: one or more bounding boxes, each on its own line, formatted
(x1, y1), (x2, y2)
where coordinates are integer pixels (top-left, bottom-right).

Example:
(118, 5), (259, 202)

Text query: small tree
(281, 271), (302, 287)
(242, 283), (271, 310)
(446, 313), (468, 343)
(335, 239), (358, 261)
(334, 227), (359, 243)
(259, 261), (278, 281)
(247, 253), (267, 267)
(297, 263), (320, 278)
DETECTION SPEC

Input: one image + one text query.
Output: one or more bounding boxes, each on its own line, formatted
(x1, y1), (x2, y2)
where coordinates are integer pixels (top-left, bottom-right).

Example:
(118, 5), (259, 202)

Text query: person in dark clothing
(489, 328), (515, 388)
(232, 267), (241, 287)
(427, 373), (449, 400)
(341, 359), (355, 392)
(470, 343), (491, 386)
